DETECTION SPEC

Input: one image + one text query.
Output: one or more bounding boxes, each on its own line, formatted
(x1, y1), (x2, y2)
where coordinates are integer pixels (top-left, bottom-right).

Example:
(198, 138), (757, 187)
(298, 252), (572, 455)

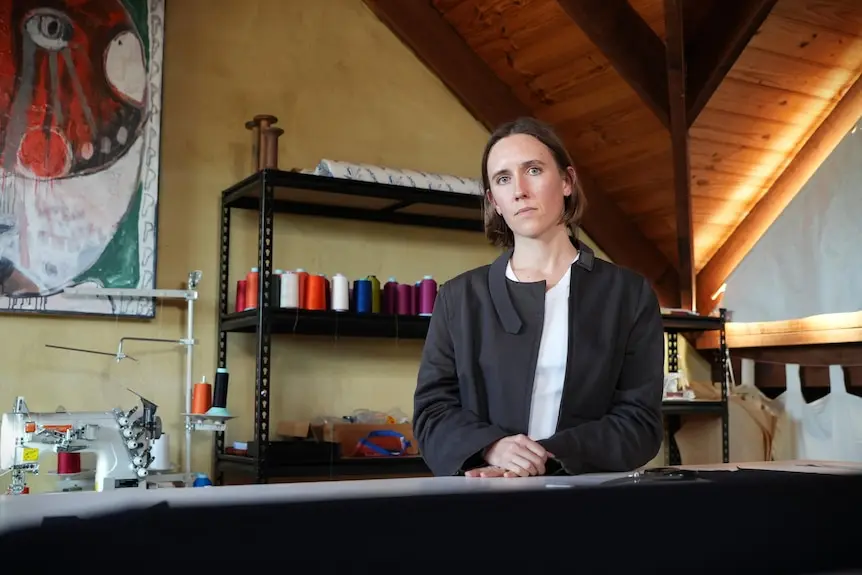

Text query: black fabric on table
(0, 469), (859, 573)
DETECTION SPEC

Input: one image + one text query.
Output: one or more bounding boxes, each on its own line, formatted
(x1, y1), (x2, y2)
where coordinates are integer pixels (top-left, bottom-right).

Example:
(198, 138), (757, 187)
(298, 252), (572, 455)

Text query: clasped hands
(465, 434), (554, 478)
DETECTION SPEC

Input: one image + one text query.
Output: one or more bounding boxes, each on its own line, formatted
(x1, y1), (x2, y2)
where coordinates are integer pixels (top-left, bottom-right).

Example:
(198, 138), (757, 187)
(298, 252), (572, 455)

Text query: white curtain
(722, 125), (862, 323)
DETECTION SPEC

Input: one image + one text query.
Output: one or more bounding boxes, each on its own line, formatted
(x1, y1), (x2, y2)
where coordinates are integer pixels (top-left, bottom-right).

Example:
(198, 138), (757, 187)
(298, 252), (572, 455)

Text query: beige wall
(0, 0), (705, 493)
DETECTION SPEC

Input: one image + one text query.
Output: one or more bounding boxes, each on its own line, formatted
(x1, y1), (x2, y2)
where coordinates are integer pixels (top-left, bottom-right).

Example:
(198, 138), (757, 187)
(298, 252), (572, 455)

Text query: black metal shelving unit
(214, 169), (484, 484)
(661, 309), (729, 465)
(214, 168), (729, 484)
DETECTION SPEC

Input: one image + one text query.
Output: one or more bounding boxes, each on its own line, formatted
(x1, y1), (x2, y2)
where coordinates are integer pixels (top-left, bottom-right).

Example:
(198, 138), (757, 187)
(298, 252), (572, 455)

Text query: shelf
(661, 400), (725, 416)
(221, 309), (720, 340)
(216, 452), (430, 478)
(661, 313), (723, 333)
(222, 169), (484, 232)
(220, 309), (431, 339)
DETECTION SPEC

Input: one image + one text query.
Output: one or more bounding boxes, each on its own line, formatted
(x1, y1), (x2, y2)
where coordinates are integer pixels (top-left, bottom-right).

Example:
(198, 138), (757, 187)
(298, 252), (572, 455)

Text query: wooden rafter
(685, 0), (779, 127)
(556, 0), (785, 312)
(555, 0), (669, 128)
(696, 312), (862, 350)
(361, 0), (681, 306)
(664, 0), (694, 311)
(697, 73), (862, 316)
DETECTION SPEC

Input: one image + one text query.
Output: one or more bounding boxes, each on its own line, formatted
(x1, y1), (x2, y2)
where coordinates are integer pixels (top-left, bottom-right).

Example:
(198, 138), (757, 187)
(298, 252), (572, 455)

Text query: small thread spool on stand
(57, 452), (82, 475)
(245, 114), (278, 172)
(262, 126), (284, 169)
(192, 376), (213, 414)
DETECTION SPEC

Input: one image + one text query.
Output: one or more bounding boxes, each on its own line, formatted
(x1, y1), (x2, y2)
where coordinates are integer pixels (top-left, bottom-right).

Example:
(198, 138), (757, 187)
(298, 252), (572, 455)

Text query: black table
(1, 468), (859, 573)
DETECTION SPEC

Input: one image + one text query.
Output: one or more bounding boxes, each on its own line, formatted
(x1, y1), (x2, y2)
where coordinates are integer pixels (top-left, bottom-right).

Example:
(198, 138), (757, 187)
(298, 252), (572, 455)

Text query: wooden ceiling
(363, 0), (862, 314)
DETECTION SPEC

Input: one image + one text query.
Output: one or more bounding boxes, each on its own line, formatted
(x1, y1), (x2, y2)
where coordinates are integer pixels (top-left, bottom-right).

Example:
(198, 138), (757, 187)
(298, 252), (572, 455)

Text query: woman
(413, 117), (665, 478)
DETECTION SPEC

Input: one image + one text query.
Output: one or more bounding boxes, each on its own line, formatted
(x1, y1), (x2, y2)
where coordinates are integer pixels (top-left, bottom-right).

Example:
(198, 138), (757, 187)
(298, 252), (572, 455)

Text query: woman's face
(486, 133), (573, 242)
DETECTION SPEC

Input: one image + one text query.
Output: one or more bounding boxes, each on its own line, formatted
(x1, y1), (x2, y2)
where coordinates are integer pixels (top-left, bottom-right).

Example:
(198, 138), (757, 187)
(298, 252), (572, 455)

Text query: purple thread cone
(383, 278), (398, 314)
(396, 283), (412, 315)
(419, 276), (437, 315)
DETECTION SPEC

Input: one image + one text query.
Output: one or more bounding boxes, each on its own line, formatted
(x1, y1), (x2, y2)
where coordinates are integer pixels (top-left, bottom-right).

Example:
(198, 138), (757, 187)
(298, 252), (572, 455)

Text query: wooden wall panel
(430, 0), (862, 294)
(690, 0), (862, 270)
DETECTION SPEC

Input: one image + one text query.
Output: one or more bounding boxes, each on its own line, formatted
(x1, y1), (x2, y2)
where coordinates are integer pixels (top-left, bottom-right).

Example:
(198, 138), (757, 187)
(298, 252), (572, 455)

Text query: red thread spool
(305, 274), (328, 310)
(58, 452), (81, 475)
(192, 380), (213, 414)
(245, 268), (259, 310)
(235, 279), (247, 313)
(295, 269), (309, 308)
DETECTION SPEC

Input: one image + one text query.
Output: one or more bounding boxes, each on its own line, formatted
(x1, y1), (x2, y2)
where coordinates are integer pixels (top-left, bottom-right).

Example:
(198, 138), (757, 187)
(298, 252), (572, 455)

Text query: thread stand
(181, 412), (235, 432)
(246, 114), (278, 172)
(261, 126), (284, 169)
(61, 270), (224, 481)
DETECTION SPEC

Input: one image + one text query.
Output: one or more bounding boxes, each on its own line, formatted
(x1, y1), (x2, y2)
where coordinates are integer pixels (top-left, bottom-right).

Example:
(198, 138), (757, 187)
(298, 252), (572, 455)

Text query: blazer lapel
(488, 249), (541, 433)
(558, 240), (596, 430)
(488, 249), (522, 334)
(487, 240), (597, 435)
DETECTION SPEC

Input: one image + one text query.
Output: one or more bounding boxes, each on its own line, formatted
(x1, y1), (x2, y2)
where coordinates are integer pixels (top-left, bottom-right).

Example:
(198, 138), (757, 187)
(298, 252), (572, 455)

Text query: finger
(508, 455), (537, 477)
(467, 466), (506, 478)
(514, 452), (547, 476)
(515, 435), (549, 460)
(513, 446), (546, 475)
(499, 457), (530, 477)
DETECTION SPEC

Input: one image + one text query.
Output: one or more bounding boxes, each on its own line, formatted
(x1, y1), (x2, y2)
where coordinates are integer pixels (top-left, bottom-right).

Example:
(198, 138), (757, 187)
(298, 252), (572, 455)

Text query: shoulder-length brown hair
(481, 117), (587, 249)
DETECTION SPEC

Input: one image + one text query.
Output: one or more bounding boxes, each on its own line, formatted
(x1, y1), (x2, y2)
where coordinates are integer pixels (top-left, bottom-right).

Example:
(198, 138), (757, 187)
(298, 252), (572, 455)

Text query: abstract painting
(0, 0), (164, 317)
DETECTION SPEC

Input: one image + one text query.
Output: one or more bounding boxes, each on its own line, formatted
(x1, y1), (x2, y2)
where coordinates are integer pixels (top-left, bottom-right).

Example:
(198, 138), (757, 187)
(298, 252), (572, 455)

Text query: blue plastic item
(192, 473), (212, 487)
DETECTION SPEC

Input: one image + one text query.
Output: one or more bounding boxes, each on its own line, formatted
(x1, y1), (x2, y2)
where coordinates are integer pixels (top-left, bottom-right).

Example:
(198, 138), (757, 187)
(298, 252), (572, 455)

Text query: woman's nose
(513, 177), (529, 198)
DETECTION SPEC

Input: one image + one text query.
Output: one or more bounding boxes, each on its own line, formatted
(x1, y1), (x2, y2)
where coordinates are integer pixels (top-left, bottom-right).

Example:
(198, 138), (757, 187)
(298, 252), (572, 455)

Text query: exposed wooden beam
(361, 0), (681, 306)
(664, 0), (694, 311)
(555, 0), (669, 129)
(685, 0), (778, 127)
(576, 171), (681, 306)
(697, 73), (862, 315)
(360, 0), (521, 129)
(697, 311), (862, 350)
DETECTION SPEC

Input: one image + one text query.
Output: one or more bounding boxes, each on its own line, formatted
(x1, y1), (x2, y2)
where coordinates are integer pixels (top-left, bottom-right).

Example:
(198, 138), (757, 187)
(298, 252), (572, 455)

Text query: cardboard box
(277, 420), (418, 456)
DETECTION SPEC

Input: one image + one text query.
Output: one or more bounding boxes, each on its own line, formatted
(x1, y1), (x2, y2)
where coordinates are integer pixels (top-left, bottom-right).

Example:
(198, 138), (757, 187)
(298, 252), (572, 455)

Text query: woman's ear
(486, 189), (502, 215)
(562, 166), (576, 197)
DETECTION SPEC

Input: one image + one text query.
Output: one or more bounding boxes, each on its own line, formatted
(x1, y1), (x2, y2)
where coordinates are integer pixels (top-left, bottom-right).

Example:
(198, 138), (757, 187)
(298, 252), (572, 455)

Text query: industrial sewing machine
(0, 392), (164, 495)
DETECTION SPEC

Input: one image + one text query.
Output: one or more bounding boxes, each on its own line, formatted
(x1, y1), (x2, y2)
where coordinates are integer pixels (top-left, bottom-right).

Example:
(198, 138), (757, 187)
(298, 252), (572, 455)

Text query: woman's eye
(496, 175), (510, 185)
(527, 166), (541, 175)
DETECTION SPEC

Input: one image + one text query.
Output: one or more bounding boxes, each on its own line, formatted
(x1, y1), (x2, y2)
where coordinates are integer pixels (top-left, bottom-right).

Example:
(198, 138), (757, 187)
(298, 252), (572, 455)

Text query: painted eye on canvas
(23, 9), (73, 51)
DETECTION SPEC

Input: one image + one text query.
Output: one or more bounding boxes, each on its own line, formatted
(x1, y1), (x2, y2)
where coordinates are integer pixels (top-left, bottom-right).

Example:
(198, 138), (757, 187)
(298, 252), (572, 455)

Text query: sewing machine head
(0, 393), (163, 494)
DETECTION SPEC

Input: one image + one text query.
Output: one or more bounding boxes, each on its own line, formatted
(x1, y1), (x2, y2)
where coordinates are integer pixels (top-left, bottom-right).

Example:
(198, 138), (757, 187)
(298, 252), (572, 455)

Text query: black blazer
(414, 241), (665, 476)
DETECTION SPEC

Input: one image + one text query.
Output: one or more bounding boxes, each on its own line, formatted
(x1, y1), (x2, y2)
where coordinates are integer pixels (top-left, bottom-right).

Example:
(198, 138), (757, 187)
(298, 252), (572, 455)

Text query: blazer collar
(489, 237), (594, 334)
